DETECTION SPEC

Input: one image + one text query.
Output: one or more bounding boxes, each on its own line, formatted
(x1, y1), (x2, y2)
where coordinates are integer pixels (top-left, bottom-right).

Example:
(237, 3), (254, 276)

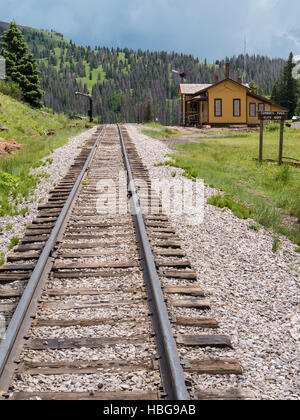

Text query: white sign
(0, 56), (5, 79)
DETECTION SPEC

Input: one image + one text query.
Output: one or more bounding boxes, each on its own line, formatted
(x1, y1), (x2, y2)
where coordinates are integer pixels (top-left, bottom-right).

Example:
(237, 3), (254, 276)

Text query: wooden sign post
(258, 111), (288, 165)
(259, 119), (264, 162)
(279, 121), (284, 165)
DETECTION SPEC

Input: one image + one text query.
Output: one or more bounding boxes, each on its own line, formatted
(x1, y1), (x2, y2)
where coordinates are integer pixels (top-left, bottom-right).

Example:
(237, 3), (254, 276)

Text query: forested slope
(0, 22), (286, 124)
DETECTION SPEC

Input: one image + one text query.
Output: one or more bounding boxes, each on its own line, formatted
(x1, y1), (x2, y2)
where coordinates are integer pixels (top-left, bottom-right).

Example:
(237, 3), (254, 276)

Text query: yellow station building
(179, 65), (288, 127)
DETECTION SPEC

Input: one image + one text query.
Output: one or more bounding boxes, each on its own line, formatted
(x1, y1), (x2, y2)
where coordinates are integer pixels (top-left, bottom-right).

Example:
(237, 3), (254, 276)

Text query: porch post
(182, 95), (186, 126)
(199, 102), (202, 128)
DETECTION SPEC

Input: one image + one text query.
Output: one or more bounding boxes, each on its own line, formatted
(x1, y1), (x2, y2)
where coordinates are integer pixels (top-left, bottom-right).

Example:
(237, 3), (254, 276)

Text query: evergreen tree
(271, 52), (297, 118)
(145, 100), (154, 122)
(271, 80), (280, 104)
(281, 52), (297, 118)
(0, 22), (43, 107)
(295, 80), (300, 115)
(249, 81), (259, 94)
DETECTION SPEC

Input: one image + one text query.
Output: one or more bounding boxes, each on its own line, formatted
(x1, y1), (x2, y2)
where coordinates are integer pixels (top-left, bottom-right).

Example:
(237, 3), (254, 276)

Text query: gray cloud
(1, 0), (299, 60)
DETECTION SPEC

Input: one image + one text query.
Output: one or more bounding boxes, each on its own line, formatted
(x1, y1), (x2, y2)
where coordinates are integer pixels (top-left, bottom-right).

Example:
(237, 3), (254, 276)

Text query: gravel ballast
(126, 124), (299, 400)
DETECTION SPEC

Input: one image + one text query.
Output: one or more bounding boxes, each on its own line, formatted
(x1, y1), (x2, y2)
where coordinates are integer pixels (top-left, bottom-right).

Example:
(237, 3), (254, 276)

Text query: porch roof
(189, 95), (208, 101)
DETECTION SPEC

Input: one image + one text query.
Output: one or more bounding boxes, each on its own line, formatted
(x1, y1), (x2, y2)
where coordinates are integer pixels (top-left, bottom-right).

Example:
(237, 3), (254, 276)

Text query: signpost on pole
(258, 111), (288, 165)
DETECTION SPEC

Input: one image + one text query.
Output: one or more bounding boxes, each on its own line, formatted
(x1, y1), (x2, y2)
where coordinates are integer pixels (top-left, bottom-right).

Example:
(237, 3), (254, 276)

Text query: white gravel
(11, 370), (161, 393)
(0, 127), (98, 263)
(126, 123), (300, 401)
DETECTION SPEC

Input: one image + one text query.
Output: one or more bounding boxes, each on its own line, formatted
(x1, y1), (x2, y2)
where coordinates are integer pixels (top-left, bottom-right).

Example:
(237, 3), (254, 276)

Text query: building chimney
(225, 63), (230, 79)
(237, 77), (242, 84)
(214, 74), (219, 84)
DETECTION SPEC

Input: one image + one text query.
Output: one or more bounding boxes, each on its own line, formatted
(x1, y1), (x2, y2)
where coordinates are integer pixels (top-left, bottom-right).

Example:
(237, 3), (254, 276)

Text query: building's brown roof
(179, 84), (212, 95)
(180, 80), (250, 96)
(193, 78), (250, 96)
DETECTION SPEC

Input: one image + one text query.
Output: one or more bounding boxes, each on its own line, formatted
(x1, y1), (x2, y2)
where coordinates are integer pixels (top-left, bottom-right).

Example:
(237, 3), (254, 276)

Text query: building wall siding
(180, 79), (288, 126)
(247, 96), (272, 125)
(208, 80), (248, 124)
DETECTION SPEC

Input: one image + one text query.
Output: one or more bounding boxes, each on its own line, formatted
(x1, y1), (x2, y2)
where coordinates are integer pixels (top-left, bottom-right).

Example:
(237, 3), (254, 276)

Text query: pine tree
(271, 52), (297, 118)
(0, 22), (43, 107)
(280, 52), (297, 118)
(249, 81), (259, 94)
(271, 80), (281, 104)
(145, 100), (154, 122)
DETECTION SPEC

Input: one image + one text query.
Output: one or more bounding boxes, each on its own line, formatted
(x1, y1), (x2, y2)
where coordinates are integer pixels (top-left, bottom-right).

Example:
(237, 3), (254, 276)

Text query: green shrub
(8, 236), (19, 250)
(265, 123), (281, 132)
(6, 223), (13, 231)
(0, 79), (23, 101)
(0, 171), (20, 189)
(275, 165), (290, 184)
(207, 194), (253, 219)
(272, 236), (281, 253)
(250, 222), (261, 231)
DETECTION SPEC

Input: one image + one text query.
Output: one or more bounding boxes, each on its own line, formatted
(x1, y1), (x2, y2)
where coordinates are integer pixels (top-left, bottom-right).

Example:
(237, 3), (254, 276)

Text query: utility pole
(244, 36), (247, 82)
(75, 92), (93, 122)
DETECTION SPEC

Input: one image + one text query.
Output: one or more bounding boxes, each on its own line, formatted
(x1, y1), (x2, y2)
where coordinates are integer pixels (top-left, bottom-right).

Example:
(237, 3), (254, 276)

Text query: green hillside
(0, 92), (68, 139)
(0, 92), (87, 216)
(0, 22), (286, 124)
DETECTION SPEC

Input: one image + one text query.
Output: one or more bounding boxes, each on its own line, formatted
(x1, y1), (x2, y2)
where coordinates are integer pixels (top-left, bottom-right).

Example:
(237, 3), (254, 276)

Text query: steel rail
(118, 125), (189, 400)
(0, 125), (106, 379)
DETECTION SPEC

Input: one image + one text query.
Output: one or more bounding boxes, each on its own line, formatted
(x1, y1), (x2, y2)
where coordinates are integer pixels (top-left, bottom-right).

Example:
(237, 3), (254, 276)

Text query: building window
(258, 103), (265, 112)
(249, 103), (256, 117)
(214, 99), (222, 117)
(233, 99), (241, 117)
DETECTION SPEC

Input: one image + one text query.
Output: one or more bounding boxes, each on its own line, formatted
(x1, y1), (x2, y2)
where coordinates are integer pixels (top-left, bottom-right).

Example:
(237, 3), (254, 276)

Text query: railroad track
(0, 124), (250, 400)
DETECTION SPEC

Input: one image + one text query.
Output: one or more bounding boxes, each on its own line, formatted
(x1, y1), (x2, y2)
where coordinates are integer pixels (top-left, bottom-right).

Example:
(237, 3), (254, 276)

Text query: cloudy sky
(1, 0), (299, 61)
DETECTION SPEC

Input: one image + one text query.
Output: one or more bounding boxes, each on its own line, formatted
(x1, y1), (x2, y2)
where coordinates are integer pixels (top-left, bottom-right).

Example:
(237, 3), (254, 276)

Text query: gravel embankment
(126, 124), (299, 401)
(0, 127), (98, 262)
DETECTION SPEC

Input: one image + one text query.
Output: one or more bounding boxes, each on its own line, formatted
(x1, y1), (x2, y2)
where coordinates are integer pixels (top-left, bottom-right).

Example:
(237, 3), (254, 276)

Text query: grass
(249, 222), (261, 231)
(0, 92), (88, 216)
(159, 126), (300, 244)
(8, 236), (19, 250)
(272, 236), (281, 253)
(207, 194), (253, 219)
(141, 123), (179, 139)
